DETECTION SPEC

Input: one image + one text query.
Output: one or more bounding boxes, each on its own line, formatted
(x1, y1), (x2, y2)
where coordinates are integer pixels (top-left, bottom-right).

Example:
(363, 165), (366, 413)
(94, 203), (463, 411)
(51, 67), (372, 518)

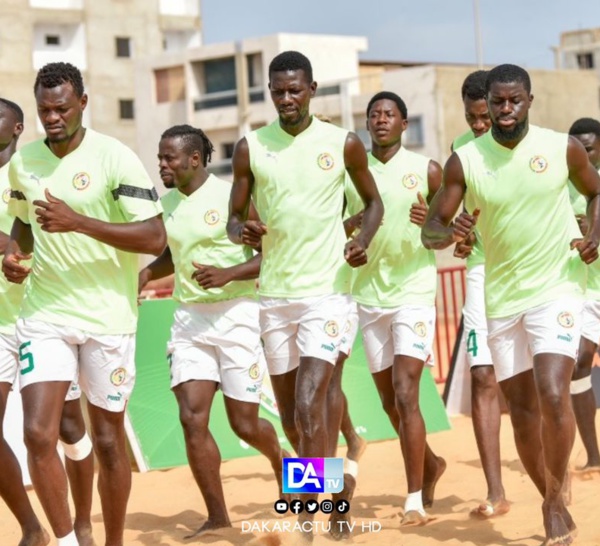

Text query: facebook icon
(282, 457), (344, 494)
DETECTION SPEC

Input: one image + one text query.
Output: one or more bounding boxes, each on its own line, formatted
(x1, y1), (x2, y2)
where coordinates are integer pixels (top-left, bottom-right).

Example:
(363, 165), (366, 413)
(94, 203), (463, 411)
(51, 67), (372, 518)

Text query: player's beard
(492, 117), (528, 144)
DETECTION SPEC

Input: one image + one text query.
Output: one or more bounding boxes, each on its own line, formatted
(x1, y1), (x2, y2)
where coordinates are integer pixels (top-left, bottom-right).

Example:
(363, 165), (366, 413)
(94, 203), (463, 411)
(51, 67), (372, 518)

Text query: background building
(0, 0), (201, 152)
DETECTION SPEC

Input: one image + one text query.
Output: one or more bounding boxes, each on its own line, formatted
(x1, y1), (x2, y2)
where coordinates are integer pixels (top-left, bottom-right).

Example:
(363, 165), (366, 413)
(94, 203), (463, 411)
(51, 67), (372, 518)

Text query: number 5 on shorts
(466, 329), (478, 357)
(19, 341), (35, 375)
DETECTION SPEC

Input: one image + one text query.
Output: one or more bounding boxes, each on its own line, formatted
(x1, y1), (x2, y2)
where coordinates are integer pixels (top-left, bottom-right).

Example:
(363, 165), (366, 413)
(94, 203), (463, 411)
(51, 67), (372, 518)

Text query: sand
(2, 413), (600, 546)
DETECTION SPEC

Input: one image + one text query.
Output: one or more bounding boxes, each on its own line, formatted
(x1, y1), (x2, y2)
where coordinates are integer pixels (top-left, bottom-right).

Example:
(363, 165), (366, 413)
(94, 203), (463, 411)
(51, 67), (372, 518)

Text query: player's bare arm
(567, 136), (600, 264)
(409, 160), (442, 227)
(138, 246), (174, 292)
(0, 231), (9, 255)
(33, 189), (166, 256)
(343, 132), (383, 267)
(2, 218), (33, 284)
(228, 138), (266, 248)
(422, 152), (476, 249)
(192, 253), (262, 290)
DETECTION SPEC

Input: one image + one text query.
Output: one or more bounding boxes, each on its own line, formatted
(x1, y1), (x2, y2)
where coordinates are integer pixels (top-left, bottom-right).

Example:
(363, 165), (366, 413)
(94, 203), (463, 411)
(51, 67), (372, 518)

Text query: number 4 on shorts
(466, 329), (478, 357)
(19, 341), (35, 375)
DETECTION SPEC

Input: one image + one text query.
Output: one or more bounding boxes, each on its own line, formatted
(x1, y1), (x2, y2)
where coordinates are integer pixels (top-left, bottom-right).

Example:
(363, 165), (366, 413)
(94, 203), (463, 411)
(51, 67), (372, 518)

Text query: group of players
(0, 50), (599, 546)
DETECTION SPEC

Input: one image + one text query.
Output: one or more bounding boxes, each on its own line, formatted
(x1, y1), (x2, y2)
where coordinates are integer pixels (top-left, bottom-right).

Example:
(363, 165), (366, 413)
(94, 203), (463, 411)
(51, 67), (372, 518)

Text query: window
(115, 37), (131, 58)
(404, 116), (424, 148)
(577, 52), (594, 69)
(204, 57), (236, 94)
(45, 35), (60, 46)
(222, 143), (235, 159)
(155, 66), (185, 103)
(119, 99), (134, 120)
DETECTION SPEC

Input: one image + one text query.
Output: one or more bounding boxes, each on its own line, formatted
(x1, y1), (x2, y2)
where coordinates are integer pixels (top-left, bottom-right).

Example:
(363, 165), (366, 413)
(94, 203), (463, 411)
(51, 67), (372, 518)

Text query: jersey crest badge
(324, 320), (339, 337)
(204, 210), (220, 225)
(72, 172), (91, 190)
(317, 153), (334, 170)
(414, 322), (427, 337)
(249, 363), (260, 380)
(557, 312), (574, 328)
(2, 188), (10, 204)
(110, 368), (126, 386)
(529, 156), (548, 173)
(402, 173), (419, 189)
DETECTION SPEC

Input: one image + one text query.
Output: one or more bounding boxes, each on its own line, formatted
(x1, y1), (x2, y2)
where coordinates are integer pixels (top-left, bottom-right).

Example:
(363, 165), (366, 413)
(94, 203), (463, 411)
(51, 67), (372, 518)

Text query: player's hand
(138, 268), (153, 300)
(344, 211), (364, 236)
(453, 231), (476, 259)
(33, 189), (81, 233)
(409, 192), (428, 227)
(2, 250), (32, 284)
(191, 262), (233, 289)
(575, 214), (589, 236)
(452, 209), (480, 242)
(344, 238), (367, 268)
(239, 220), (267, 248)
(571, 236), (599, 264)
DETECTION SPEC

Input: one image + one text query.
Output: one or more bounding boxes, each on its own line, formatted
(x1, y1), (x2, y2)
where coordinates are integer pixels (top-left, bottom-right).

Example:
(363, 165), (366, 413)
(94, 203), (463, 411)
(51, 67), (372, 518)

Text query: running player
(452, 71), (509, 518)
(0, 98), (49, 546)
(228, 51), (383, 540)
(2, 63), (166, 546)
(567, 117), (600, 472)
(345, 91), (445, 525)
(138, 125), (286, 538)
(423, 64), (600, 545)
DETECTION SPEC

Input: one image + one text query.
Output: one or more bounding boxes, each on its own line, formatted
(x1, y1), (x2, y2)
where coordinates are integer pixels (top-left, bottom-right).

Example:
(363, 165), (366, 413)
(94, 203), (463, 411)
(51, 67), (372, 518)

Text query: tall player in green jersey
(2, 63), (166, 546)
(452, 71), (509, 519)
(228, 51), (383, 540)
(139, 125), (286, 537)
(567, 117), (600, 473)
(345, 91), (446, 525)
(423, 64), (600, 546)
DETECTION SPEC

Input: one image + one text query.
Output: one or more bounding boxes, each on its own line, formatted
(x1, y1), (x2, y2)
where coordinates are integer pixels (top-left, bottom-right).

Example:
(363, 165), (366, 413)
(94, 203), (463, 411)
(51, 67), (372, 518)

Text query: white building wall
(32, 23), (87, 70)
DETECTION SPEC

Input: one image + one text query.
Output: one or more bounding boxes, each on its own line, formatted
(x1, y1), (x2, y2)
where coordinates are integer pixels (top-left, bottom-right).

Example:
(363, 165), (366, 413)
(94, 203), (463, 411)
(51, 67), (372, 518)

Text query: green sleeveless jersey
(568, 167), (600, 299)
(0, 163), (26, 335)
(346, 147), (436, 307)
(162, 175), (255, 304)
(247, 117), (349, 297)
(457, 125), (583, 318)
(453, 129), (484, 268)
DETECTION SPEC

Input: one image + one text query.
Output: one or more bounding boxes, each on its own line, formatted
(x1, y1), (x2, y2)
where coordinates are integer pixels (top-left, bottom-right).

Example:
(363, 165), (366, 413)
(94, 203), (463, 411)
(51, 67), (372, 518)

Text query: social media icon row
(274, 499), (350, 515)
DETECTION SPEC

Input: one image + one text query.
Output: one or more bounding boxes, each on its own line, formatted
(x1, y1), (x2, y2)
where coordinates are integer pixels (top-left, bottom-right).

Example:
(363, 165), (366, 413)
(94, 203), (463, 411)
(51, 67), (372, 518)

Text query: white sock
(57, 530), (79, 546)
(404, 490), (425, 515)
(344, 458), (359, 478)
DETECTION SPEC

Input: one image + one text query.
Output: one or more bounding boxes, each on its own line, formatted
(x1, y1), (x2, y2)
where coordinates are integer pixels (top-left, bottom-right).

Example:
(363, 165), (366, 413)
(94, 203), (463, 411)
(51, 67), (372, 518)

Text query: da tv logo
(282, 457), (344, 494)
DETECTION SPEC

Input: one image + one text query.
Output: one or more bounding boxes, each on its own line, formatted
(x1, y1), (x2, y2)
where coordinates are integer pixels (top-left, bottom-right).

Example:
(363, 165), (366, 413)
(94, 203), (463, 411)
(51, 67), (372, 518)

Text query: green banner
(127, 299), (450, 470)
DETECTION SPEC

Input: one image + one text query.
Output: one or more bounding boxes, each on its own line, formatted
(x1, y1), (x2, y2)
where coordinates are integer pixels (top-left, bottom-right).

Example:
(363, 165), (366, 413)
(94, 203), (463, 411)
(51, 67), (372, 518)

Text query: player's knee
(23, 421), (58, 457)
(61, 433), (93, 461)
(229, 418), (256, 443)
(178, 407), (209, 437)
(59, 416), (86, 444)
(572, 362), (593, 381)
(92, 433), (122, 467)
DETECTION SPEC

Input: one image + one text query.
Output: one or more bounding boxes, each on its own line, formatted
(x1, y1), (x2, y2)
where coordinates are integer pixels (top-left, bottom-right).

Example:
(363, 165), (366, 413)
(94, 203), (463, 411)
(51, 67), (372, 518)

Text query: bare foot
(275, 450), (292, 503)
(400, 510), (435, 527)
(469, 498), (510, 519)
(75, 522), (96, 546)
(541, 502), (573, 546)
(561, 470), (572, 507)
(328, 474), (356, 541)
(560, 505), (577, 538)
(423, 456), (447, 508)
(19, 527), (50, 546)
(184, 519), (232, 539)
(346, 435), (367, 463)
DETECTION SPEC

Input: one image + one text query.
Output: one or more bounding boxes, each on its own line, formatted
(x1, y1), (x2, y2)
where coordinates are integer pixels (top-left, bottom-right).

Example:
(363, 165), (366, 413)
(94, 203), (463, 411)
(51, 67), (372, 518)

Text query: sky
(201, 0), (599, 69)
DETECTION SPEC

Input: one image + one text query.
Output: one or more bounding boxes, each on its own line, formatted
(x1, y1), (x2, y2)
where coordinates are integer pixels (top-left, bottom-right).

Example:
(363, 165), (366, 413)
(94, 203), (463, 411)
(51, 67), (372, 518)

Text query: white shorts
(260, 293), (352, 375)
(581, 299), (600, 345)
(358, 304), (436, 374)
(1, 331), (82, 402)
(487, 298), (583, 382)
(463, 265), (493, 367)
(168, 298), (266, 403)
(339, 302), (359, 357)
(16, 319), (136, 412)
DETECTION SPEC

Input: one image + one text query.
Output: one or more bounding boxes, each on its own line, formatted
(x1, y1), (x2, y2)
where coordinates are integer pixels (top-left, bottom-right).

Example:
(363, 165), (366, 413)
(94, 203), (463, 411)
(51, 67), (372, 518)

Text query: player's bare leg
(571, 337), (600, 471)
(470, 365), (509, 518)
(371, 367), (446, 509)
(60, 399), (95, 546)
(0, 382), (50, 546)
(174, 380), (231, 538)
(271, 369), (301, 454)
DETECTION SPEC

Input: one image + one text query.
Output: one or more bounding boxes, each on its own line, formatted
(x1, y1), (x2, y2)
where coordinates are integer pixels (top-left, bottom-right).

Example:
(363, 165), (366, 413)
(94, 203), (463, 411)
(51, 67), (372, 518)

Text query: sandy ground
(2, 414), (600, 546)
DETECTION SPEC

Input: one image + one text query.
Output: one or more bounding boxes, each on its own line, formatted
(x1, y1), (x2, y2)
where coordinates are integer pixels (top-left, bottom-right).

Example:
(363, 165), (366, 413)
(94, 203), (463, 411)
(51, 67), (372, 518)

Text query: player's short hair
(366, 91), (408, 119)
(161, 124), (215, 167)
(0, 98), (24, 123)
(269, 51), (313, 82)
(34, 62), (85, 98)
(569, 117), (600, 138)
(485, 64), (531, 94)
(461, 70), (488, 101)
